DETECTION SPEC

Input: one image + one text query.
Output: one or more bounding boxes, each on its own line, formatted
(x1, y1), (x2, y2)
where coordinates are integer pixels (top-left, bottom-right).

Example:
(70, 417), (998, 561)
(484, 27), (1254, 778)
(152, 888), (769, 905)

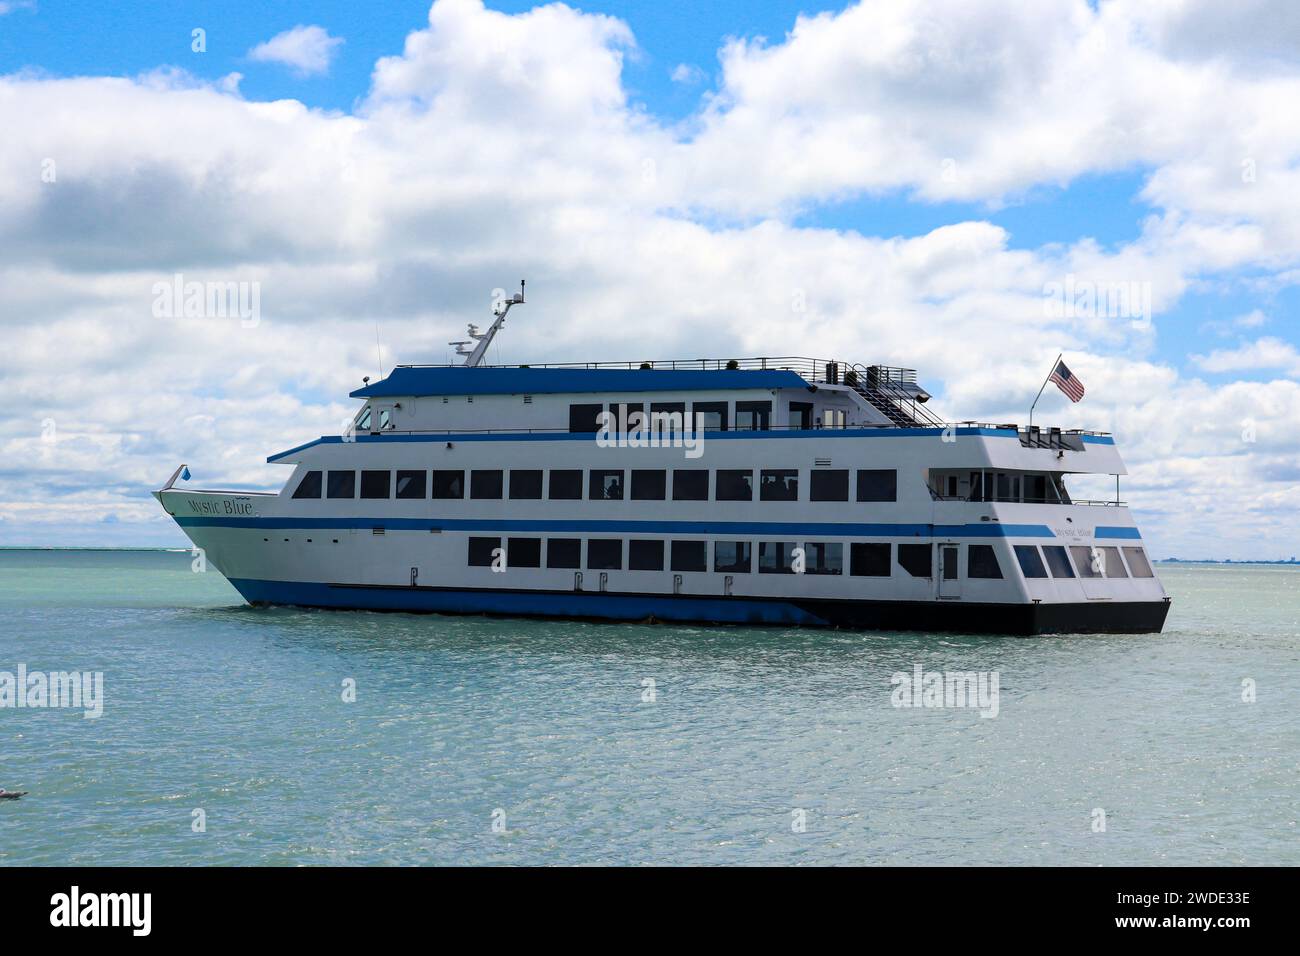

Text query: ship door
(938, 544), (960, 599)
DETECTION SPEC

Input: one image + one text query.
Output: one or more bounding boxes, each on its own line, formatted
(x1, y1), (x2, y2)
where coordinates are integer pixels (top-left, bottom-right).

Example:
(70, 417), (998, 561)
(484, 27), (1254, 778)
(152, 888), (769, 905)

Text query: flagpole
(1029, 353), (1062, 428)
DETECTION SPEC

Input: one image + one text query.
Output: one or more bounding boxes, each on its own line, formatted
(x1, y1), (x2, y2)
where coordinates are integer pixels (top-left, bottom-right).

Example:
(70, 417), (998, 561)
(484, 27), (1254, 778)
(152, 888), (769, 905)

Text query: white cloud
(1, 0), (1299, 558)
(670, 63), (704, 84)
(1192, 337), (1300, 376)
(248, 24), (344, 77)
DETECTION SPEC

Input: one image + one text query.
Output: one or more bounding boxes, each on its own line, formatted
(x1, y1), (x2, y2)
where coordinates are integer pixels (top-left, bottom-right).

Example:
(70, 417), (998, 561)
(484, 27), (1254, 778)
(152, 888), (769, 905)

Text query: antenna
(375, 322), (385, 378)
(452, 280), (525, 368)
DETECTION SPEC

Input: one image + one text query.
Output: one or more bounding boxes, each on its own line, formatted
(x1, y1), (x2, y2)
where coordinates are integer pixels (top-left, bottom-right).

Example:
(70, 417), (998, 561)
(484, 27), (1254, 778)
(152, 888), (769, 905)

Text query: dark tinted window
(1042, 545), (1075, 578)
(470, 470), (503, 499)
(549, 470), (582, 500)
(589, 469), (624, 500)
(649, 402), (686, 439)
(850, 542), (890, 576)
(693, 401), (728, 431)
(714, 541), (752, 573)
(292, 470), (322, 499)
(630, 470), (666, 500)
(804, 542), (843, 575)
(508, 537), (541, 568)
(360, 470), (391, 499)
(672, 469), (709, 501)
(547, 538), (581, 569)
(735, 401), (771, 431)
(587, 539), (622, 570)
(1014, 545), (1049, 579)
(468, 537), (501, 567)
(716, 469), (753, 501)
(968, 544), (1003, 579)
(326, 470), (355, 499)
(898, 543), (931, 577)
(509, 470), (543, 500)
(671, 540), (707, 572)
(569, 403), (603, 433)
(395, 470), (426, 499)
(629, 539), (665, 571)
(857, 469), (897, 502)
(760, 469), (798, 501)
(431, 470), (464, 499)
(759, 541), (797, 574)
(810, 470), (849, 502)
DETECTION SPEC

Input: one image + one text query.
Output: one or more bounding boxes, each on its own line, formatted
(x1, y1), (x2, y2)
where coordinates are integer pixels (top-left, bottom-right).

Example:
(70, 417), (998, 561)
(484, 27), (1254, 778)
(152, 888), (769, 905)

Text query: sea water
(1, 550), (1296, 865)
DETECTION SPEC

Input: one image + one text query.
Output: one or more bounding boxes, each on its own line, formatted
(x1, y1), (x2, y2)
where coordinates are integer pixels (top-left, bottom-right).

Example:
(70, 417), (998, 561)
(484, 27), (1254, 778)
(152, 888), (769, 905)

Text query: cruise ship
(156, 288), (1170, 635)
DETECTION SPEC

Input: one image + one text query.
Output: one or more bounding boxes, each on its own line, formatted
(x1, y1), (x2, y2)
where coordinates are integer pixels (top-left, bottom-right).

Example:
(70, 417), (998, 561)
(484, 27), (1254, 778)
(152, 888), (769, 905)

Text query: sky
(1, 0), (1298, 558)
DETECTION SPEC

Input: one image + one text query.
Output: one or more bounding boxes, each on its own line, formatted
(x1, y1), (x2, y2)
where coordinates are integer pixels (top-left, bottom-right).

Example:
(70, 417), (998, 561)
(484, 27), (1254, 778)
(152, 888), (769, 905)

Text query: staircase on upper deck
(842, 363), (946, 428)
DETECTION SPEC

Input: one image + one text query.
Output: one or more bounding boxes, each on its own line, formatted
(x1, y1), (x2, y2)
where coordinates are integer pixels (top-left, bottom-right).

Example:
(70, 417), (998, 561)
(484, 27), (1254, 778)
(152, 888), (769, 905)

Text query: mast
(452, 280), (525, 367)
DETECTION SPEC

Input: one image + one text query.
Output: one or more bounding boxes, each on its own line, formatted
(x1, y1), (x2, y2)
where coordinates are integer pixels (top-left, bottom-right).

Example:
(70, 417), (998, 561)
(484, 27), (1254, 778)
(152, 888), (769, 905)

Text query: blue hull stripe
(1095, 526), (1142, 539)
(178, 516), (1058, 538)
(265, 426), (1081, 462)
(228, 578), (829, 625)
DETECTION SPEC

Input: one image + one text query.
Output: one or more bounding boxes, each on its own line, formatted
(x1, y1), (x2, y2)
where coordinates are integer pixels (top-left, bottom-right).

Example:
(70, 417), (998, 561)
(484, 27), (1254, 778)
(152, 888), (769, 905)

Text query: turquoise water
(1, 550), (1296, 866)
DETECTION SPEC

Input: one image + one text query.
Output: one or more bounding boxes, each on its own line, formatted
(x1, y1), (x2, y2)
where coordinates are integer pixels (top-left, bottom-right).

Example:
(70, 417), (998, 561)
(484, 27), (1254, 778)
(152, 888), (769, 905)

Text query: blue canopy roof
(350, 366), (810, 398)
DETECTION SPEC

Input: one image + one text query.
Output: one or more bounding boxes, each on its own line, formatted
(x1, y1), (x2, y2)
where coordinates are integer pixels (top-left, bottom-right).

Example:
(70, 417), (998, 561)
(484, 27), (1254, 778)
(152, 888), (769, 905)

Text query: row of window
(1012, 544), (1154, 579)
(293, 467), (898, 503)
(465, 537), (1155, 580)
(468, 537), (917, 574)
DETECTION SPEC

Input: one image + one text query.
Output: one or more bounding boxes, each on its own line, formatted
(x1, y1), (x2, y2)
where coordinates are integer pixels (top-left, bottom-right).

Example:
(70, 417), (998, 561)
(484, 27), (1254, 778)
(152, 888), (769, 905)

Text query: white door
(938, 544), (961, 599)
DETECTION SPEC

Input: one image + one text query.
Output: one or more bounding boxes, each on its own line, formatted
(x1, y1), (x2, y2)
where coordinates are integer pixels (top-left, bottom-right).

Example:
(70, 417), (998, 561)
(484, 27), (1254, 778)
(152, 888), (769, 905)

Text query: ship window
(714, 541), (752, 573)
(395, 470), (426, 499)
(509, 470), (543, 500)
(716, 469), (754, 501)
(649, 402), (686, 440)
(804, 542), (843, 575)
(548, 470), (583, 500)
(360, 470), (391, 499)
(355, 407), (371, 431)
(968, 544), (1003, 579)
(630, 470), (666, 500)
(470, 470), (504, 499)
(1070, 545), (1103, 578)
(292, 470), (322, 499)
(760, 469), (799, 501)
(671, 540), (707, 572)
(1024, 474), (1048, 504)
(693, 401), (728, 432)
(508, 538), (541, 569)
(789, 401), (814, 430)
(569, 403), (603, 434)
(587, 539), (622, 570)
(857, 470), (897, 502)
(810, 470), (849, 502)
(1042, 545), (1075, 578)
(326, 470), (356, 499)
(1098, 546), (1129, 578)
(546, 538), (581, 569)
(468, 537), (501, 567)
(898, 544), (931, 577)
(850, 542), (891, 577)
(589, 469), (624, 500)
(610, 402), (645, 432)
(1123, 547), (1155, 578)
(629, 539), (665, 571)
(735, 401), (771, 431)
(378, 408), (393, 431)
(431, 470), (464, 499)
(758, 542), (797, 574)
(672, 469), (709, 501)
(1014, 545), (1049, 579)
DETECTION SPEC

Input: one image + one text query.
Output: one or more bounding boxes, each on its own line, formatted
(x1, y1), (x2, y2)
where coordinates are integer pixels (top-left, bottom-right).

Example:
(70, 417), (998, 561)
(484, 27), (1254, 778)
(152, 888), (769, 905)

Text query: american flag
(1049, 359), (1085, 403)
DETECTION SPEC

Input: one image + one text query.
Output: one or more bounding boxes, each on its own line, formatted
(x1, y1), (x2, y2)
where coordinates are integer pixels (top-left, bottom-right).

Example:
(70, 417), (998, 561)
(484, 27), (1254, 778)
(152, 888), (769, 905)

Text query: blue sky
(1, 0), (1298, 557)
